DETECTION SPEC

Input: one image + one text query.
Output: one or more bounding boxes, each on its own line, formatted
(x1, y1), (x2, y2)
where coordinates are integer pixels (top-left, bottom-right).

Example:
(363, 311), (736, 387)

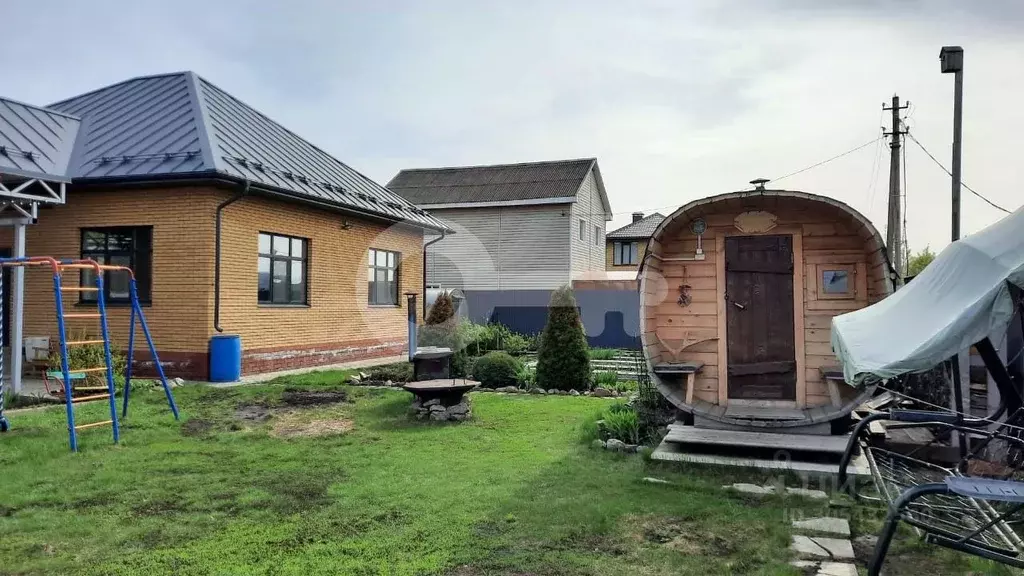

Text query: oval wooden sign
(734, 211), (778, 234)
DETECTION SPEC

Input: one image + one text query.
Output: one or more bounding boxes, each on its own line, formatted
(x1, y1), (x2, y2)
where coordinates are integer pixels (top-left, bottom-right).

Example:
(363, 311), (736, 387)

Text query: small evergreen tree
(536, 286), (591, 391)
(426, 291), (455, 325)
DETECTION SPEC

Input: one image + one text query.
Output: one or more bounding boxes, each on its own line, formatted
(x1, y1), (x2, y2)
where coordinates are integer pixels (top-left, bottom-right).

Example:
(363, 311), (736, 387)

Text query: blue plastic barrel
(208, 334), (242, 382)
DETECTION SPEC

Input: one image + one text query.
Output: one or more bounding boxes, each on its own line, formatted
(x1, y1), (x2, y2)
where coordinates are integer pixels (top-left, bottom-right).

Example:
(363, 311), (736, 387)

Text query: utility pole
(883, 95), (909, 277)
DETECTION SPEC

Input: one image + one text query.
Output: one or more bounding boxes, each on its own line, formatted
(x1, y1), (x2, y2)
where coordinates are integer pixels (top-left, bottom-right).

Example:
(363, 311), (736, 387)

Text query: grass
(588, 348), (619, 360)
(0, 369), (1014, 575)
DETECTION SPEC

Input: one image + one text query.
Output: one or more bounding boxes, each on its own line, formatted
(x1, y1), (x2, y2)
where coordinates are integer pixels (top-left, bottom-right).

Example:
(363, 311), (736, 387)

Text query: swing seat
(42, 369), (88, 398)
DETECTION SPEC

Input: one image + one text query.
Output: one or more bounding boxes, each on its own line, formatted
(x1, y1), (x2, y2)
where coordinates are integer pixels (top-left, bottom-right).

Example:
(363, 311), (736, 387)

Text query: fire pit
(403, 379), (479, 421)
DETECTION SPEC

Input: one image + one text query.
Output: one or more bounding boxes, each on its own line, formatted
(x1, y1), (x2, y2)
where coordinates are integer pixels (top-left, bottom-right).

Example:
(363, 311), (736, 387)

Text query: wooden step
(650, 438), (870, 478)
(724, 404), (807, 421)
(664, 425), (851, 455)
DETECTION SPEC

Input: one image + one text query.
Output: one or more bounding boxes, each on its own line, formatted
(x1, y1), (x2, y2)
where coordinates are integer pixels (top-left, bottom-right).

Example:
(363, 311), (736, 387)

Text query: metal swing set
(0, 257), (179, 451)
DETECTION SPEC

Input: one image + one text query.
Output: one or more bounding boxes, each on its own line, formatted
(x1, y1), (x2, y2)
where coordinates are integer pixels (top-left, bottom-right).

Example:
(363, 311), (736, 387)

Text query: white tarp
(832, 205), (1024, 385)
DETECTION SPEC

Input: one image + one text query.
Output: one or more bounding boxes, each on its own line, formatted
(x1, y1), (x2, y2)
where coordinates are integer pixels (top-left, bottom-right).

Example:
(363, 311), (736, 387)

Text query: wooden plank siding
(640, 195), (891, 407)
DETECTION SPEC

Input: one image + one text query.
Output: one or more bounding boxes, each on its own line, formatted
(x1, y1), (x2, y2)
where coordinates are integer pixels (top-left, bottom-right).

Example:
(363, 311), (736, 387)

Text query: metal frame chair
(839, 336), (1024, 575)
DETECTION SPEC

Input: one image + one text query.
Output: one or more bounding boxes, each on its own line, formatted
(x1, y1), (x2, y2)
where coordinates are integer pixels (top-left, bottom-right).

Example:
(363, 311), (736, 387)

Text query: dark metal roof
(42, 72), (444, 230)
(387, 158), (598, 205)
(0, 96), (80, 182)
(607, 212), (666, 240)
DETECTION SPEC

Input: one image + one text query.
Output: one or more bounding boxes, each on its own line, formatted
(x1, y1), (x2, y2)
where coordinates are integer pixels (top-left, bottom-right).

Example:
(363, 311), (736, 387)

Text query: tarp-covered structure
(833, 206), (1024, 385)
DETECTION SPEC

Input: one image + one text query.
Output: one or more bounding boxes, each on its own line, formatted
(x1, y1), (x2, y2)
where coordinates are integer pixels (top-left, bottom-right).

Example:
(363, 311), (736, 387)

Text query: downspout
(422, 230), (447, 317)
(214, 180), (249, 332)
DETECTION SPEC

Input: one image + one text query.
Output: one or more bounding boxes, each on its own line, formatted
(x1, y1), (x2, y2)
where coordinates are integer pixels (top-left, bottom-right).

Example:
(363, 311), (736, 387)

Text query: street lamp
(940, 45), (963, 241)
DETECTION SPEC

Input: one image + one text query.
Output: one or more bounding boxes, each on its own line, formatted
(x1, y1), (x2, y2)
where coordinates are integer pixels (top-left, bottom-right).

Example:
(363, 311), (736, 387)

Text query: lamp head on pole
(940, 46), (963, 73)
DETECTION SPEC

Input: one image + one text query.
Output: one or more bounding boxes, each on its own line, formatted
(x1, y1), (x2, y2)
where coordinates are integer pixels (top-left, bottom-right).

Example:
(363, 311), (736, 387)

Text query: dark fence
(460, 289), (640, 349)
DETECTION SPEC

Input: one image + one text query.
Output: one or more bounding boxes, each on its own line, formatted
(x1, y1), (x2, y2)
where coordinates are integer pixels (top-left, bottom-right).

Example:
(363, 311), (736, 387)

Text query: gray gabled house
(388, 158), (613, 291)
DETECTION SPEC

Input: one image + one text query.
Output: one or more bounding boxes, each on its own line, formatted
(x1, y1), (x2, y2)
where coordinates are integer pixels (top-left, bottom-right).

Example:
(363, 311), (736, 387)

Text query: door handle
(732, 301), (746, 310)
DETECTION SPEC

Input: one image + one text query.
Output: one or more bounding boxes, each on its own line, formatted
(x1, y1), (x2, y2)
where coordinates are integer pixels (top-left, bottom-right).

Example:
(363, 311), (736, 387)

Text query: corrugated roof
(607, 212), (666, 239)
(41, 72), (444, 230)
(0, 96), (80, 182)
(387, 158), (597, 205)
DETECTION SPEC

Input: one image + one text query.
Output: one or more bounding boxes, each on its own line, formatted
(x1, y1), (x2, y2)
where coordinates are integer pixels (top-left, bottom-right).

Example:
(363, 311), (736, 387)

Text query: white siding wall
(425, 205), (571, 290)
(569, 170), (609, 273)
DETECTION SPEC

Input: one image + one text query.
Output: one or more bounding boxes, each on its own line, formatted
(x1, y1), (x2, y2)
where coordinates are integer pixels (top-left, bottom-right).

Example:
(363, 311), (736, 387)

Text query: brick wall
(2, 185), (424, 379)
(605, 239), (648, 271)
(217, 191), (423, 375)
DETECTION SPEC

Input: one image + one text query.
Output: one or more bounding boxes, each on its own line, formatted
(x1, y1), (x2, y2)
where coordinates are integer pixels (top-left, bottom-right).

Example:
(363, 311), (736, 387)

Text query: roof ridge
(395, 157), (597, 174)
(0, 96), (82, 122)
(46, 71), (190, 108)
(183, 72), (218, 172)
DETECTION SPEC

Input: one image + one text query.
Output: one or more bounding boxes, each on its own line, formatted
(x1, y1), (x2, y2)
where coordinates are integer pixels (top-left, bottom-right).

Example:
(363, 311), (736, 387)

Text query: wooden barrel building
(639, 187), (896, 435)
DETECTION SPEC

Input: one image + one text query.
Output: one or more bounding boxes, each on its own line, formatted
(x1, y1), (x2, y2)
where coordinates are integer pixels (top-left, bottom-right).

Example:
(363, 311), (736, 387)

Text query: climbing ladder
(0, 257), (179, 451)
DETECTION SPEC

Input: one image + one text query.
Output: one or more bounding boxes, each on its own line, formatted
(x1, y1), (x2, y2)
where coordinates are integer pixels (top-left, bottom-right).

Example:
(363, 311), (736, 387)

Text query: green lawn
(0, 372), (1012, 575)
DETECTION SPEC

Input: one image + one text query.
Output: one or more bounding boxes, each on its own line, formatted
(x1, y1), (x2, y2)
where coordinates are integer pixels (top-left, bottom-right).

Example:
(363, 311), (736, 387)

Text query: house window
(258, 232), (308, 305)
(594, 225), (601, 246)
(613, 241), (639, 266)
(80, 227), (152, 304)
(579, 219), (586, 241)
(368, 248), (400, 306)
(817, 264), (856, 300)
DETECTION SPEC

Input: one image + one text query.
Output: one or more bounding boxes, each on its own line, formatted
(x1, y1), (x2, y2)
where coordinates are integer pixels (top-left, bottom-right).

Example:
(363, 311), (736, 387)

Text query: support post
(406, 293), (418, 362)
(11, 222), (25, 394)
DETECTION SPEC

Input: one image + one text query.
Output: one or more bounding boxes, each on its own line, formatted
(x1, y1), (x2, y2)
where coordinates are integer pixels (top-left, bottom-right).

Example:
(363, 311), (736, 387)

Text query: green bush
(602, 409), (641, 444)
(535, 286), (591, 391)
(472, 351), (522, 389)
(47, 331), (127, 388)
(367, 362), (414, 383)
(503, 333), (530, 355)
(589, 348), (618, 360)
(592, 371), (618, 388)
(515, 364), (536, 389)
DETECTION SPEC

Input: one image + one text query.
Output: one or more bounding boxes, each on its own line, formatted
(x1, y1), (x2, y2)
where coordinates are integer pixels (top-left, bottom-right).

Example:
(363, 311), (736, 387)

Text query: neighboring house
(387, 158), (613, 336)
(388, 158), (612, 291)
(606, 212), (665, 271)
(0, 72), (447, 380)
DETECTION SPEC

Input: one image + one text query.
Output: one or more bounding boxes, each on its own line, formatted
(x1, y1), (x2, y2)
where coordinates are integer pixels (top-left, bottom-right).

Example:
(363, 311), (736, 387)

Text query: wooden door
(725, 235), (796, 400)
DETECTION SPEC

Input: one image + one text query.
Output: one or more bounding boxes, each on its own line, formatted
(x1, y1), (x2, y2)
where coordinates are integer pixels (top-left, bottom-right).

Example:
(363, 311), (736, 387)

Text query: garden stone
(591, 439), (606, 450)
(809, 538), (854, 560)
(817, 562), (857, 576)
(592, 387), (613, 398)
(785, 487), (829, 500)
(642, 477), (673, 485)
(423, 398), (440, 408)
(790, 561), (818, 569)
(790, 535), (829, 558)
(624, 444), (638, 453)
(348, 374), (362, 385)
(451, 413), (468, 421)
(385, 379), (394, 387)
(172, 377), (185, 387)
(723, 483), (776, 495)
(605, 438), (626, 451)
(429, 410), (448, 421)
(429, 404), (447, 413)
(570, 389), (580, 396)
(792, 517), (850, 536)
(495, 386), (518, 393)
(359, 371), (371, 380)
(448, 403), (470, 416)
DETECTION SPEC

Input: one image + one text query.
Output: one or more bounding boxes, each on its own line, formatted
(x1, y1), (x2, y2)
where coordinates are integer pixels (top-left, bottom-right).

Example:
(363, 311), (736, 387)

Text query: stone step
(650, 438), (871, 478)
(792, 517), (850, 537)
(790, 535), (855, 560)
(665, 424), (851, 455)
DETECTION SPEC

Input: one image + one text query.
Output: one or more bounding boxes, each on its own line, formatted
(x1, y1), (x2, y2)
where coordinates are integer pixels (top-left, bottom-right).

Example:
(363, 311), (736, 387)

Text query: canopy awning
(832, 205), (1024, 385)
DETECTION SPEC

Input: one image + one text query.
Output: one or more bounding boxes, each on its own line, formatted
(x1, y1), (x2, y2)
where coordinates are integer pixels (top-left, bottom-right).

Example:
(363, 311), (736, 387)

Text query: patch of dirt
(234, 404), (272, 422)
(627, 514), (734, 557)
(271, 411), (353, 438)
(181, 418), (216, 436)
(281, 388), (348, 406)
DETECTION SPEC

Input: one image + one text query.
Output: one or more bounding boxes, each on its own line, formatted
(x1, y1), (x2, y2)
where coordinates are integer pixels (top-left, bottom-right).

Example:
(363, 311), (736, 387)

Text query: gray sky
(6, 0), (1022, 254)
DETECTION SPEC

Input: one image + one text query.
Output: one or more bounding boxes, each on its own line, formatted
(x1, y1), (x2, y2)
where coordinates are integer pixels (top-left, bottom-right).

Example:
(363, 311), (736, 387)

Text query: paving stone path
(789, 517), (857, 576)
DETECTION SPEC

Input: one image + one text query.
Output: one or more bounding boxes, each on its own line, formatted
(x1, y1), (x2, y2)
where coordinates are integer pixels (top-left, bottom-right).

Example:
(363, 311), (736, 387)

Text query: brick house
(605, 212), (665, 272)
(0, 72), (447, 381)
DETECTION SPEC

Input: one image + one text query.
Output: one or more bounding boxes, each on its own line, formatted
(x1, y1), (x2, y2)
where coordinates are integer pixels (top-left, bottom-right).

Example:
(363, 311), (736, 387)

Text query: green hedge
(472, 351), (522, 389)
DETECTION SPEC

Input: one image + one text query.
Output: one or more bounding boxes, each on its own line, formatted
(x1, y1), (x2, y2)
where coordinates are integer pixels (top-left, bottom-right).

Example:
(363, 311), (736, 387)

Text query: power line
(770, 136), (883, 184)
(906, 132), (1011, 214)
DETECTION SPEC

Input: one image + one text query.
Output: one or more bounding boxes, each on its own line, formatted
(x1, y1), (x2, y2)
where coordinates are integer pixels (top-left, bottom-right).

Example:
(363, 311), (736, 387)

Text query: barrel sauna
(639, 188), (896, 434)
